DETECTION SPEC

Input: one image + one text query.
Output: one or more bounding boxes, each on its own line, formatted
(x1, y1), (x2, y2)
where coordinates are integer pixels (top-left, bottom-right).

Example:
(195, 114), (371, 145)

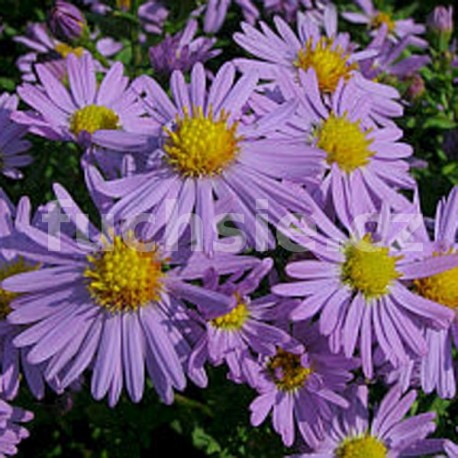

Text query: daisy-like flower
(149, 19), (221, 77)
(14, 22), (121, 83)
(342, 0), (426, 47)
(188, 258), (294, 382)
(273, 202), (457, 379)
(13, 53), (153, 153)
(294, 384), (448, 457)
(0, 93), (32, 180)
(409, 186), (458, 398)
(247, 321), (355, 447)
(0, 397), (33, 457)
(0, 190), (64, 400)
(358, 26), (430, 82)
(90, 62), (323, 253)
(0, 184), (262, 406)
(277, 69), (414, 225)
(234, 5), (377, 95)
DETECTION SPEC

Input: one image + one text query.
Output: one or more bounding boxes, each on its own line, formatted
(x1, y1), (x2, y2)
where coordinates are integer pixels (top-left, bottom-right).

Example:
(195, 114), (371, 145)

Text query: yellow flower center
(164, 106), (241, 177)
(210, 301), (249, 331)
(371, 12), (395, 34)
(414, 251), (458, 310)
(0, 258), (37, 319)
(317, 113), (375, 173)
(267, 349), (312, 392)
(84, 234), (165, 313)
(69, 104), (120, 136)
(341, 234), (401, 300)
(295, 37), (357, 93)
(336, 435), (387, 458)
(55, 43), (85, 58)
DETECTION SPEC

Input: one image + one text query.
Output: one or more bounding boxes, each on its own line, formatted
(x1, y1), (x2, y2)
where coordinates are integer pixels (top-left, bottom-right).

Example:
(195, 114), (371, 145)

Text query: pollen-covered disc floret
(70, 104), (120, 136)
(164, 106), (241, 177)
(336, 435), (387, 458)
(371, 12), (395, 33)
(210, 300), (249, 331)
(317, 113), (375, 173)
(295, 38), (357, 93)
(84, 234), (165, 313)
(267, 349), (312, 392)
(341, 234), (401, 300)
(0, 258), (37, 319)
(414, 251), (458, 310)
(54, 42), (85, 58)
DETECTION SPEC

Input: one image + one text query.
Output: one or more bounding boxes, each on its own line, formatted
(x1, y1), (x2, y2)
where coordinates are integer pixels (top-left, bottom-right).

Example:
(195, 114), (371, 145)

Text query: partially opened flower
(149, 19), (221, 77)
(358, 26), (430, 82)
(294, 385), (447, 457)
(247, 321), (355, 448)
(0, 184), (261, 406)
(13, 53), (153, 155)
(0, 94), (32, 180)
(276, 69), (414, 225)
(0, 397), (33, 457)
(189, 258), (294, 382)
(273, 202), (457, 378)
(342, 0), (426, 47)
(90, 62), (323, 253)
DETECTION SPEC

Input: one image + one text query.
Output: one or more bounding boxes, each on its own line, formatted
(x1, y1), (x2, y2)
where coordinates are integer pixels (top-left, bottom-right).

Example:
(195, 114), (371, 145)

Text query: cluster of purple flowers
(0, 0), (457, 455)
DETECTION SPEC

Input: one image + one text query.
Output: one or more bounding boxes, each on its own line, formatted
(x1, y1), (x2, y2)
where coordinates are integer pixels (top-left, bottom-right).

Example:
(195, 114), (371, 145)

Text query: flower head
(90, 62), (322, 254)
(0, 184), (261, 406)
(296, 385), (447, 456)
(248, 321), (355, 447)
(273, 201), (457, 379)
(13, 53), (154, 172)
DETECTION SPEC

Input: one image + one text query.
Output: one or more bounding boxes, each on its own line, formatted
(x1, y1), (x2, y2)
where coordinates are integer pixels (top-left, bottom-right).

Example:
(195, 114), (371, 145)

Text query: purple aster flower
(407, 186), (458, 399)
(188, 258), (294, 383)
(14, 22), (122, 83)
(293, 384), (448, 457)
(273, 202), (457, 379)
(202, 0), (259, 34)
(13, 53), (153, 157)
(276, 69), (414, 226)
(247, 321), (355, 447)
(89, 62), (323, 254)
(359, 26), (430, 81)
(0, 397), (33, 456)
(149, 19), (221, 77)
(0, 184), (262, 406)
(138, 0), (168, 36)
(234, 5), (378, 95)
(342, 0), (426, 47)
(0, 93), (32, 180)
(49, 1), (87, 42)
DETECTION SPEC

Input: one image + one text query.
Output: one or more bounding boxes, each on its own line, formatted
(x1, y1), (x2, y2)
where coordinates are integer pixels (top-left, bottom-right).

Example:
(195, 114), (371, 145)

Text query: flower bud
(428, 5), (453, 34)
(49, 1), (86, 42)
